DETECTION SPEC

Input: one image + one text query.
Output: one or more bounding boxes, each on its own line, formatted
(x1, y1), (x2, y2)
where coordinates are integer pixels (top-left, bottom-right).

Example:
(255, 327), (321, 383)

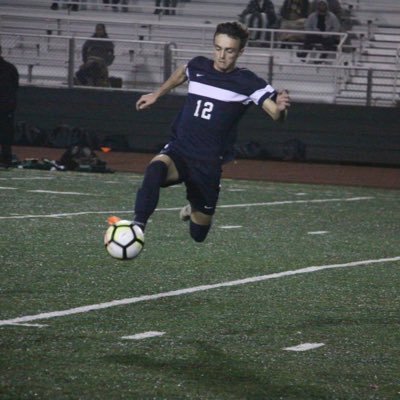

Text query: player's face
(213, 34), (243, 73)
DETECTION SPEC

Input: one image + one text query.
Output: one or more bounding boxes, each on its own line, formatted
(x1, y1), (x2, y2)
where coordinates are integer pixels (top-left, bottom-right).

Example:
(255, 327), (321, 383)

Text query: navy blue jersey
(168, 56), (276, 162)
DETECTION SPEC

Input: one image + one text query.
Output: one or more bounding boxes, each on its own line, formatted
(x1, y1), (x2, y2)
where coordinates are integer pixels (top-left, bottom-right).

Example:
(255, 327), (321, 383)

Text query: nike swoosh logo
(196, 73), (204, 77)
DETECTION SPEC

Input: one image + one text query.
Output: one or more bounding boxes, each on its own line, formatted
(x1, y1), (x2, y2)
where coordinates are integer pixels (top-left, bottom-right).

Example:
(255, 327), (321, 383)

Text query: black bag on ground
(59, 145), (113, 173)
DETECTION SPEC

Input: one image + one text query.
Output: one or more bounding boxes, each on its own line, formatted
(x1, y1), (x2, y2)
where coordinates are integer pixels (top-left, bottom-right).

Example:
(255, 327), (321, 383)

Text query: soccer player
(132, 21), (290, 242)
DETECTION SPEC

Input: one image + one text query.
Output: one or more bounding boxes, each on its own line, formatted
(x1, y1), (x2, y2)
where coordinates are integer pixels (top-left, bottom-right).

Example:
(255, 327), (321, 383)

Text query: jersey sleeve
(251, 84), (277, 106)
(240, 69), (277, 106)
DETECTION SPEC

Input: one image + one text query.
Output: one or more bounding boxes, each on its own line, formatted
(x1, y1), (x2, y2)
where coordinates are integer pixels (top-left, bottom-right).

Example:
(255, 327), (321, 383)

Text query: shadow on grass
(104, 340), (328, 399)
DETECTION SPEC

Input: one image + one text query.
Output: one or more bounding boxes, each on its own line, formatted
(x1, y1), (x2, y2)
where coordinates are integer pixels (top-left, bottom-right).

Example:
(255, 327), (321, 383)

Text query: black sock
(134, 161), (168, 229)
(189, 221), (211, 242)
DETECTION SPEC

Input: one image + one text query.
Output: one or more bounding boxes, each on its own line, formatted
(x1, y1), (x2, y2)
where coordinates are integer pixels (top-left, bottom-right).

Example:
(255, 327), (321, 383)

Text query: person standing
(0, 46), (19, 169)
(120, 21), (290, 244)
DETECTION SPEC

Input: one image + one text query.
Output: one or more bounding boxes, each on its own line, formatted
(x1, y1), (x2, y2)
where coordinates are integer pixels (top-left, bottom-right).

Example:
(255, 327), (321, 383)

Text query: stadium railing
(1, 28), (398, 107)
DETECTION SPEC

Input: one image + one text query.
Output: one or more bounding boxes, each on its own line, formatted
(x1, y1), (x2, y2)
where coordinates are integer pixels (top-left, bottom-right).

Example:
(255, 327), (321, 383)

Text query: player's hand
(136, 93), (158, 111)
(276, 90), (290, 112)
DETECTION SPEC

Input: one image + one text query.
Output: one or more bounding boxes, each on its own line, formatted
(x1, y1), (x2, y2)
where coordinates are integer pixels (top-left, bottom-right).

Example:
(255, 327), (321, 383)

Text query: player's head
(213, 22), (249, 73)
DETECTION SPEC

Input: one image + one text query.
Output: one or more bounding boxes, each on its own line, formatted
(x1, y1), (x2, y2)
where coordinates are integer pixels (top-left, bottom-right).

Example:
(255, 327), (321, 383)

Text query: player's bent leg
(189, 210), (212, 242)
(134, 155), (179, 230)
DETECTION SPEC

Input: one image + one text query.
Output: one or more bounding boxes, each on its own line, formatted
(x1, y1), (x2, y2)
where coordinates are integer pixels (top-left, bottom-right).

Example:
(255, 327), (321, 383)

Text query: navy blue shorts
(160, 146), (222, 216)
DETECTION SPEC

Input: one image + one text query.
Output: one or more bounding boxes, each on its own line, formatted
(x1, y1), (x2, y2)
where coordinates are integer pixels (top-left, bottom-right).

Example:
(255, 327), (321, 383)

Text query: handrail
(0, 30), (168, 45)
(1, 30), (398, 107)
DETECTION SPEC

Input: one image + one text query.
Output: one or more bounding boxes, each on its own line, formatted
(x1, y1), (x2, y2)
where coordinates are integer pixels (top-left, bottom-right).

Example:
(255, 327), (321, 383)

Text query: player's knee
(189, 221), (211, 243)
(144, 160), (168, 184)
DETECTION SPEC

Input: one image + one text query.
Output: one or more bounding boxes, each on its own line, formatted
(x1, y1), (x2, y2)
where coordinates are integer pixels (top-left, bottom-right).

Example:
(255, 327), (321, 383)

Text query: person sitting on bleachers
(310, 0), (342, 19)
(310, 0), (354, 30)
(279, 0), (309, 46)
(239, 0), (278, 42)
(298, 0), (341, 60)
(75, 23), (115, 87)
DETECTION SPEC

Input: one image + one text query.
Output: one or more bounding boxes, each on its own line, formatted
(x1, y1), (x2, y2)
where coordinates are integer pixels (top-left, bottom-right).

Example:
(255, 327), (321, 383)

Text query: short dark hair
(214, 21), (249, 50)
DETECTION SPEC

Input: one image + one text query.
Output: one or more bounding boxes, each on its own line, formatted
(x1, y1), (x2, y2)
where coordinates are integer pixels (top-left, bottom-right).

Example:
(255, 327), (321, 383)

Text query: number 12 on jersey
(194, 100), (214, 120)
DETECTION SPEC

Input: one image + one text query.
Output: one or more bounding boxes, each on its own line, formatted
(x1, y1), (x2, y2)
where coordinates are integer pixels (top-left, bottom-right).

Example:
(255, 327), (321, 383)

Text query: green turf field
(1, 168), (399, 399)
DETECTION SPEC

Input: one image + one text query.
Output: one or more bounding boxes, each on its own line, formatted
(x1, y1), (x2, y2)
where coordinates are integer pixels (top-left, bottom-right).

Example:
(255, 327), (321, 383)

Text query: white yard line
(6, 323), (48, 328)
(27, 190), (95, 196)
(121, 331), (165, 340)
(1, 256), (399, 327)
(0, 196), (374, 220)
(284, 343), (325, 352)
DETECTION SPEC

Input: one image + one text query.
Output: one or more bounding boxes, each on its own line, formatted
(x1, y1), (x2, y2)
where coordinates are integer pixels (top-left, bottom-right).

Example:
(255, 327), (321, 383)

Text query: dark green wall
(16, 86), (400, 166)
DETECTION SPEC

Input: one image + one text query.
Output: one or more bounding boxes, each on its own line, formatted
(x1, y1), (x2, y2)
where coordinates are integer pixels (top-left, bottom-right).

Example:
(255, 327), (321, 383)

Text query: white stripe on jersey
(251, 85), (276, 104)
(188, 81), (274, 105)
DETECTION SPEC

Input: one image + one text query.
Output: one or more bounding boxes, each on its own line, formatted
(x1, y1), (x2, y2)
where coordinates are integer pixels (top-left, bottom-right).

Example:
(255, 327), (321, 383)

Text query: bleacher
(0, 0), (399, 107)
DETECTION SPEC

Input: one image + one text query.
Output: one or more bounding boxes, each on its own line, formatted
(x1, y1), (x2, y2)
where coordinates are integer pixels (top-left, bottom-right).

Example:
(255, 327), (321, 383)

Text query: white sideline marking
(0, 186), (17, 190)
(28, 190), (94, 196)
(121, 331), (165, 340)
(216, 196), (374, 209)
(284, 343), (325, 352)
(7, 323), (48, 328)
(220, 225), (242, 229)
(308, 231), (329, 235)
(0, 256), (399, 327)
(12, 177), (54, 180)
(0, 196), (374, 220)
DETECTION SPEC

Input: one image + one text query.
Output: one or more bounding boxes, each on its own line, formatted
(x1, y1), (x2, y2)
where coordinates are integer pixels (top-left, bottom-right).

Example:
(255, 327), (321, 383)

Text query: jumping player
(129, 21), (290, 242)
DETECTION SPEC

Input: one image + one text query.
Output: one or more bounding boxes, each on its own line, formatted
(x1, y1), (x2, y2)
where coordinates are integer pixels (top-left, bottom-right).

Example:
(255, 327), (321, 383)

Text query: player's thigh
(150, 153), (179, 183)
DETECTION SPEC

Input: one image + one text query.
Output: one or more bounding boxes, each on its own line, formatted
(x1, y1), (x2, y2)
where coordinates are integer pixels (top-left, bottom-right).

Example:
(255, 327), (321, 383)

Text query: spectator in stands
(154, 0), (178, 15)
(0, 46), (19, 169)
(239, 0), (278, 42)
(51, 0), (79, 11)
(75, 23), (115, 87)
(279, 0), (309, 45)
(298, 0), (341, 59)
(310, 0), (342, 18)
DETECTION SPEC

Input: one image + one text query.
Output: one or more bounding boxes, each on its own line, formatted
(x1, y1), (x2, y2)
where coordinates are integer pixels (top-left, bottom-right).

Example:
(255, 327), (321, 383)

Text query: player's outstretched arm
(136, 64), (188, 111)
(262, 90), (291, 121)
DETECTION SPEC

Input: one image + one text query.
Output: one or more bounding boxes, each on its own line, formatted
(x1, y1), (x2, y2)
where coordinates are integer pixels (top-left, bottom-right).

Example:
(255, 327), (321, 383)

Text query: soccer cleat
(179, 204), (191, 222)
(107, 215), (121, 225)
